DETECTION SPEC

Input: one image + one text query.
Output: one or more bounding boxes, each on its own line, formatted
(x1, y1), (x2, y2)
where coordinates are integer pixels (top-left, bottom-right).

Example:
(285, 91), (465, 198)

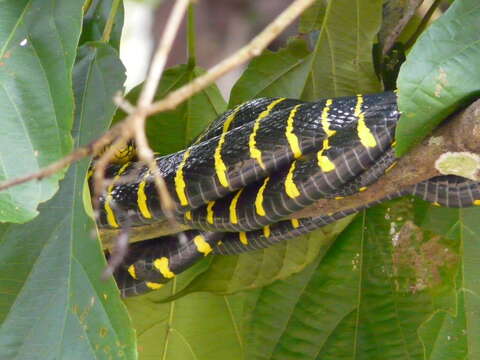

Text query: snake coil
(90, 91), (480, 297)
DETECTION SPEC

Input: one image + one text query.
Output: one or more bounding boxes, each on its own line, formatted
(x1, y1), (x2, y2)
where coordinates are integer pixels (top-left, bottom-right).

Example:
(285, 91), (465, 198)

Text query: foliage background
(1, 0), (480, 359)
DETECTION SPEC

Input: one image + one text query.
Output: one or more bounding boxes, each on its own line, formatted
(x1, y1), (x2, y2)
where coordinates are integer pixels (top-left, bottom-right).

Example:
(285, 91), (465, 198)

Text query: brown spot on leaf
(392, 221), (458, 293)
(434, 67), (448, 97)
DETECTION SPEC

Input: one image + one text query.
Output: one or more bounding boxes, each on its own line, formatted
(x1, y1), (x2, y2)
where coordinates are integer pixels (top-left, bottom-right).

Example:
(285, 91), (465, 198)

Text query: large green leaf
(127, 197), (466, 359)
(125, 292), (245, 360)
(298, 0), (328, 34)
(229, 39), (312, 106)
(229, 0), (382, 106)
(419, 291), (468, 360)
(232, 200), (460, 359)
(113, 64), (227, 154)
(457, 207), (480, 355)
(415, 204), (480, 358)
(0, 43), (134, 360)
(301, 0), (383, 99)
(0, 1), (83, 223)
(396, 0), (480, 156)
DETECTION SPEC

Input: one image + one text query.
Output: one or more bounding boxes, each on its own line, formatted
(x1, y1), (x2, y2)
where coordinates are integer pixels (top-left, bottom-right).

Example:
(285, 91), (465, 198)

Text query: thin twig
(0, 0), (315, 195)
(129, 0), (191, 217)
(0, 128), (119, 192)
(187, 3), (196, 66)
(145, 0), (317, 116)
(113, 92), (136, 114)
(382, 0), (423, 55)
(102, 224), (130, 280)
(83, 0), (94, 15)
(102, 0), (122, 43)
(139, 0), (190, 106)
(404, 0), (442, 50)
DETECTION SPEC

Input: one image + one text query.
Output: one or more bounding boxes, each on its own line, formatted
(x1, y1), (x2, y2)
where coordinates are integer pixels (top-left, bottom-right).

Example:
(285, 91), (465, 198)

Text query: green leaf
(125, 292), (245, 360)
(0, 1), (83, 223)
(114, 64), (226, 154)
(414, 200), (463, 240)
(301, 0), (383, 99)
(298, 0), (328, 33)
(417, 206), (480, 358)
(419, 291), (468, 360)
(0, 43), (135, 359)
(229, 0), (382, 105)
(395, 0), (480, 156)
(80, 0), (125, 49)
(228, 200), (460, 359)
(455, 208), (480, 355)
(229, 39), (312, 106)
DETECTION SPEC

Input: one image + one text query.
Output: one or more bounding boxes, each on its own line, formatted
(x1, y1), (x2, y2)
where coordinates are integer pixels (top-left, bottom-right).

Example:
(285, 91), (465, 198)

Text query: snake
(89, 91), (480, 297)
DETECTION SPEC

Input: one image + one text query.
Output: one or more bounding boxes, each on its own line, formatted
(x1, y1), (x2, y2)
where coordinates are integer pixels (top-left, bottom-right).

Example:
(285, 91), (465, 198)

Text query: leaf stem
(187, 2), (196, 67)
(102, 0), (122, 43)
(83, 0), (93, 15)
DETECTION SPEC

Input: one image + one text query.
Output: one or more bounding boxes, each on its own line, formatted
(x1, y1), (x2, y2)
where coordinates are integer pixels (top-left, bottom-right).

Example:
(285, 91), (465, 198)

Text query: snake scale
(90, 91), (480, 297)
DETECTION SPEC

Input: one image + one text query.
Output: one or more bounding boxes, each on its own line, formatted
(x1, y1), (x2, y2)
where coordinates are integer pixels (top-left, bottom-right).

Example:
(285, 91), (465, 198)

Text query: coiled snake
(90, 91), (480, 297)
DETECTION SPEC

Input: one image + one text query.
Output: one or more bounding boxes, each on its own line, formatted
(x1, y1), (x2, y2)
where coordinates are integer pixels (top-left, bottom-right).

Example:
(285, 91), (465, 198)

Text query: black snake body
(90, 91), (480, 297)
